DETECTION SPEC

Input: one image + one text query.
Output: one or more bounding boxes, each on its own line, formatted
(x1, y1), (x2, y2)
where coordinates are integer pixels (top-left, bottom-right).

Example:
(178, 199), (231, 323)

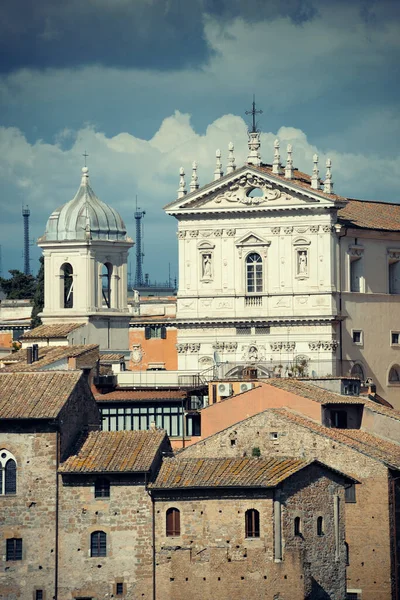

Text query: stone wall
(0, 428), (58, 599)
(181, 409), (392, 599)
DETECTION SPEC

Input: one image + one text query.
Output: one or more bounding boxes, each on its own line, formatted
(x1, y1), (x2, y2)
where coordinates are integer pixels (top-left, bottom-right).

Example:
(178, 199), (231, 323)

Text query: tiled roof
(60, 430), (167, 473)
(0, 371), (82, 419)
(99, 353), (125, 362)
(338, 198), (400, 231)
(271, 408), (400, 470)
(150, 456), (309, 489)
(94, 389), (187, 403)
(263, 379), (400, 420)
(0, 344), (98, 372)
(21, 323), (84, 339)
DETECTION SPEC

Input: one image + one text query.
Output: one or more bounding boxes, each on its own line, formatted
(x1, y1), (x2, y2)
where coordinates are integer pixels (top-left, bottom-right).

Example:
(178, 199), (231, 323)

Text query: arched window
(166, 507), (180, 537)
(94, 478), (110, 499)
(90, 531), (107, 557)
(60, 263), (73, 308)
(294, 516), (301, 536)
(351, 363), (365, 381)
(102, 263), (113, 308)
(245, 509), (260, 538)
(389, 365), (400, 383)
(317, 516), (324, 536)
(0, 450), (17, 495)
(246, 253), (263, 293)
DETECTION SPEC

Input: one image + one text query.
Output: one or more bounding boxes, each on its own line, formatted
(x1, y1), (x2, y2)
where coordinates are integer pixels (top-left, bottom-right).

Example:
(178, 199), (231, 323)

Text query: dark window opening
(245, 509), (260, 538)
(294, 517), (301, 537)
(90, 531), (107, 557)
(345, 484), (356, 503)
(102, 263), (113, 309)
(1, 456), (17, 495)
(94, 478), (110, 499)
(345, 542), (350, 566)
(392, 332), (400, 345)
(166, 507), (180, 537)
(36, 591), (43, 600)
(61, 263), (74, 308)
(331, 410), (348, 429)
(317, 516), (324, 536)
(6, 538), (22, 561)
(116, 582), (124, 595)
(352, 330), (362, 344)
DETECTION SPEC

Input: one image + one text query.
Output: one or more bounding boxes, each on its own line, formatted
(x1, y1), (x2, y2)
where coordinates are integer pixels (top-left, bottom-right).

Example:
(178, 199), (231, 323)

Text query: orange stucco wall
(0, 332), (12, 349)
(189, 383), (322, 445)
(128, 328), (178, 371)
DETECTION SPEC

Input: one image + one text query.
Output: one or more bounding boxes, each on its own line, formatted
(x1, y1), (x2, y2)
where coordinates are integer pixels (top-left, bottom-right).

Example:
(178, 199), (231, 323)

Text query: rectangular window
(144, 325), (166, 339)
(352, 330), (362, 345)
(389, 261), (400, 294)
(6, 538), (22, 561)
(116, 583), (124, 596)
(345, 484), (356, 503)
(350, 257), (363, 292)
(331, 410), (348, 429)
(392, 332), (400, 345)
(254, 326), (270, 335)
(36, 591), (43, 600)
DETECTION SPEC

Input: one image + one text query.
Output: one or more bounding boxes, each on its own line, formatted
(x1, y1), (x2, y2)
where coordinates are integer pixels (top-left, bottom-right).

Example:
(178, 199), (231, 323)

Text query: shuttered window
(90, 531), (107, 557)
(166, 508), (180, 536)
(245, 509), (260, 538)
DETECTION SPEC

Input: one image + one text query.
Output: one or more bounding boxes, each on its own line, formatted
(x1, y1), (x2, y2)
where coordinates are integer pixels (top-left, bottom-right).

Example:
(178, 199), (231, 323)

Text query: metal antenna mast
(134, 196), (146, 287)
(22, 205), (31, 275)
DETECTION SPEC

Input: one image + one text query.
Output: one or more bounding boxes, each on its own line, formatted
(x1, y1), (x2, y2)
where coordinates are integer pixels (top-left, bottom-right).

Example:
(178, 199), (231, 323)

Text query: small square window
(352, 331), (362, 345)
(392, 332), (400, 345)
(116, 582), (124, 596)
(36, 591), (43, 600)
(270, 432), (279, 440)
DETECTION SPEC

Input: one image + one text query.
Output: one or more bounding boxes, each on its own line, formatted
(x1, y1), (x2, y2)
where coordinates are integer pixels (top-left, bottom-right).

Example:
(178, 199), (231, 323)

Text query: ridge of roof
(21, 323), (84, 340)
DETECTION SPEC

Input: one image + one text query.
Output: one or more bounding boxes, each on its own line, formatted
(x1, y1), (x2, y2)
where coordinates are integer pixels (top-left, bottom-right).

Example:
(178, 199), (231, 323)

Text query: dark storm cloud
(0, 0), (373, 73)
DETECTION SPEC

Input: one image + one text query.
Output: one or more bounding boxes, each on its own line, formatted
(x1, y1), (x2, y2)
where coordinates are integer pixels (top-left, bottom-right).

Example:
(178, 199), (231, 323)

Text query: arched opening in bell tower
(102, 263), (113, 308)
(60, 263), (74, 308)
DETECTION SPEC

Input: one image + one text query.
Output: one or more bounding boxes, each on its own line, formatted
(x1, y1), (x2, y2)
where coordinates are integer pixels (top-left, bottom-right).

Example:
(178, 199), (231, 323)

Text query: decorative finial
(82, 150), (89, 167)
(245, 96), (262, 166)
(272, 139), (282, 175)
(81, 166), (89, 186)
(214, 149), (223, 180)
(177, 167), (187, 198)
(245, 95), (263, 134)
(227, 142), (236, 174)
(285, 144), (293, 179)
(190, 161), (199, 192)
(324, 158), (334, 194)
(311, 154), (319, 190)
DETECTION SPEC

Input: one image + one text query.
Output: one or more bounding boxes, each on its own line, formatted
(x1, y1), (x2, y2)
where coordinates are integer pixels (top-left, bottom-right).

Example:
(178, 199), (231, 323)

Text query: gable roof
(0, 344), (99, 372)
(338, 198), (400, 231)
(21, 323), (84, 340)
(271, 408), (400, 470)
(60, 429), (167, 473)
(0, 371), (83, 419)
(150, 456), (356, 490)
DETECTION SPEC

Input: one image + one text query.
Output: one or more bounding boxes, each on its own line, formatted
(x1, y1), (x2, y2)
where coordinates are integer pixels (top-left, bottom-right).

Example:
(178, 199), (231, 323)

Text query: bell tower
(38, 166), (134, 350)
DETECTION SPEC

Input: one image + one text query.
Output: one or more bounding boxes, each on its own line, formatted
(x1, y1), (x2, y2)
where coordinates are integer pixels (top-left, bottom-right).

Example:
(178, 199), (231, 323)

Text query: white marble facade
(165, 155), (343, 378)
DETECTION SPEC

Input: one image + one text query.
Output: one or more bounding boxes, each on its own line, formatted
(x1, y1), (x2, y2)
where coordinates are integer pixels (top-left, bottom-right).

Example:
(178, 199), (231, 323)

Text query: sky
(1, 0), (400, 283)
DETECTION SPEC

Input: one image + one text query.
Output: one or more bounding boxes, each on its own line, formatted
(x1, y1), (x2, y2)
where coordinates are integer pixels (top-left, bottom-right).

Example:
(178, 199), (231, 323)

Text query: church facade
(165, 134), (400, 407)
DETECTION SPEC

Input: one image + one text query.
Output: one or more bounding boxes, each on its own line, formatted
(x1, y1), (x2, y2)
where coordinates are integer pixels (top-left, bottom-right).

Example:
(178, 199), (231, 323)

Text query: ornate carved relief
(200, 230), (213, 238)
(310, 225), (319, 233)
(322, 225), (333, 233)
(284, 226), (294, 234)
(388, 249), (400, 261)
(348, 245), (364, 258)
(214, 229), (223, 237)
(131, 344), (143, 364)
(241, 343), (266, 362)
(295, 227), (308, 233)
(177, 230), (186, 239)
(199, 356), (213, 366)
(177, 343), (201, 354)
(189, 230), (199, 237)
(271, 227), (281, 235)
(226, 229), (236, 237)
(270, 342), (296, 352)
(212, 342), (238, 353)
(214, 173), (286, 206)
(308, 340), (339, 351)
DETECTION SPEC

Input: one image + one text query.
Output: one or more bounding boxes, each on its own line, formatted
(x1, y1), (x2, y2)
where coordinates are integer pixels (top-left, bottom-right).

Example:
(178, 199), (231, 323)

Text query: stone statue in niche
(297, 250), (308, 276)
(202, 253), (212, 279)
(248, 345), (258, 361)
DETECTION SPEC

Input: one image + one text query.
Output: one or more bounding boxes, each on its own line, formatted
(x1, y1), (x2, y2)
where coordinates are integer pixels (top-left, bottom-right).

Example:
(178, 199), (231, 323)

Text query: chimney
(32, 344), (39, 362)
(26, 347), (33, 365)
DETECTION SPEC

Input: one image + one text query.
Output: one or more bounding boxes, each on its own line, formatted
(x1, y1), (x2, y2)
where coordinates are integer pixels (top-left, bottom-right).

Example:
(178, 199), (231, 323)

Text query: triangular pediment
(236, 232), (269, 246)
(164, 165), (344, 216)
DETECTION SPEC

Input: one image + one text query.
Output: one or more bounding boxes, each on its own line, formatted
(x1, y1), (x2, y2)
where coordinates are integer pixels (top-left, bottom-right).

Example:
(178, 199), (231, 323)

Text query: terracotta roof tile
(338, 198), (400, 231)
(150, 456), (309, 489)
(271, 408), (400, 470)
(94, 389), (187, 403)
(263, 379), (400, 420)
(0, 371), (82, 419)
(60, 429), (167, 473)
(0, 344), (99, 372)
(21, 323), (84, 340)
(99, 353), (125, 362)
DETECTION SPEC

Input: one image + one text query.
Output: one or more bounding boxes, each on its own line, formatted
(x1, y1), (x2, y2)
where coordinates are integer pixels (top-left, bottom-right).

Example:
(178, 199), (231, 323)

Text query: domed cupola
(44, 167), (127, 242)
